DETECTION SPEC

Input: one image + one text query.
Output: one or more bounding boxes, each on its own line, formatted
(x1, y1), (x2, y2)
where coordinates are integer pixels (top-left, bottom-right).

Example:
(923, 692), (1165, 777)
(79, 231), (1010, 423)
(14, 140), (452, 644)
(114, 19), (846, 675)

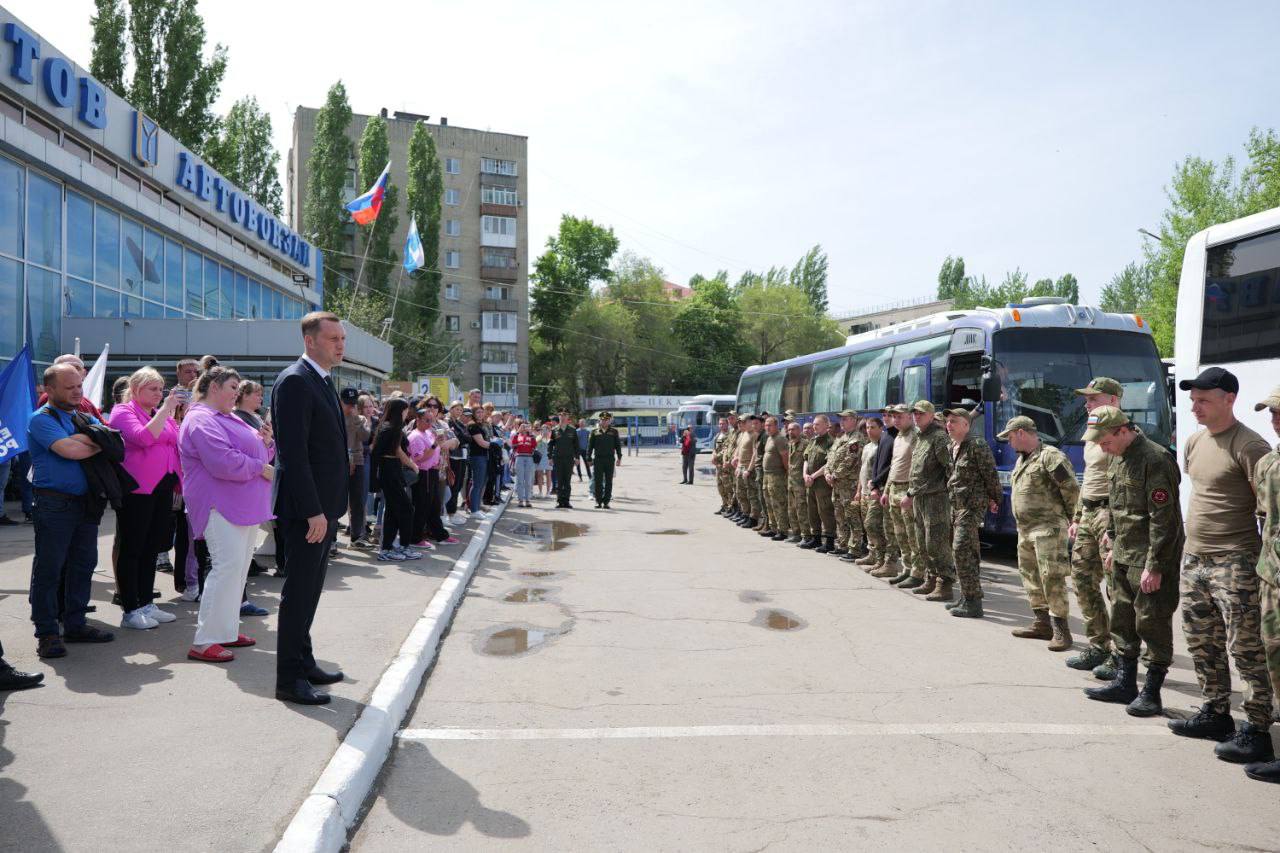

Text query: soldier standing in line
(886, 406), (923, 588)
(843, 420), (870, 563)
(712, 417), (733, 515)
(902, 401), (956, 602)
(760, 416), (791, 543)
(855, 417), (885, 570)
(826, 410), (862, 559)
(869, 409), (902, 578)
(943, 406), (1001, 618)
(550, 409), (580, 509)
(1245, 386), (1280, 784)
(1167, 368), (1274, 766)
(753, 414), (771, 535)
(803, 415), (837, 553)
(1066, 378), (1124, 677)
(786, 419), (811, 546)
(587, 412), (623, 510)
(722, 413), (742, 521)
(1078, 406), (1183, 717)
(733, 415), (761, 529)
(1002, 415), (1080, 652)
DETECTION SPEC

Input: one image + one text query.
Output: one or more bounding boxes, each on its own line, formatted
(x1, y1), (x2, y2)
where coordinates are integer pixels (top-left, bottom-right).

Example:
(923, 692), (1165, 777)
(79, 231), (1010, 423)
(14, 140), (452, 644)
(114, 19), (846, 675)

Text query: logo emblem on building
(132, 111), (159, 166)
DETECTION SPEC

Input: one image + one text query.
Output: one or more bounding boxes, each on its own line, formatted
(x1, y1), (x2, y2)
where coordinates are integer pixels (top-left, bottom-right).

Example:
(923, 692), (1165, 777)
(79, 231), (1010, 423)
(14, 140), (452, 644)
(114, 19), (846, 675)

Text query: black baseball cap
(339, 387), (360, 405)
(1178, 367), (1239, 395)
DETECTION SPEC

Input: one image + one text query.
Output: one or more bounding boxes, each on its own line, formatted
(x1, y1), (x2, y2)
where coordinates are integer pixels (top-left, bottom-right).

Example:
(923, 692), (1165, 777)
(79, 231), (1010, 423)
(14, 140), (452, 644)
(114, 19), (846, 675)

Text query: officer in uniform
(1067, 378), (1124, 675)
(734, 415), (760, 529)
(786, 419), (810, 545)
(944, 406), (1001, 618)
(587, 412), (624, 509)
(886, 405), (922, 587)
(826, 410), (862, 559)
(1246, 386), (1280, 784)
(902, 400), (956, 601)
(1001, 415), (1080, 651)
(722, 413), (742, 521)
(753, 413), (771, 534)
(803, 415), (837, 552)
(760, 416), (791, 542)
(856, 417), (885, 569)
(550, 409), (580, 509)
(712, 417), (733, 515)
(1081, 406), (1183, 717)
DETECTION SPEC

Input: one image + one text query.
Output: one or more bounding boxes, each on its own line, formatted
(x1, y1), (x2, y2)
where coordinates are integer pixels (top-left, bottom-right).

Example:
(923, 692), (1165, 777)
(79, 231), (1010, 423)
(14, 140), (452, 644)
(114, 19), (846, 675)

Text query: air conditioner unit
(470, 320), (481, 329)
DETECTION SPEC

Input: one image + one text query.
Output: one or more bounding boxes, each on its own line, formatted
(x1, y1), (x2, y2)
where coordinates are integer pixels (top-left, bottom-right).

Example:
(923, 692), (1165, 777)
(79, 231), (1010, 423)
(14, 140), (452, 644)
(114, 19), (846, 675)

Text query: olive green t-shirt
(1184, 421), (1271, 555)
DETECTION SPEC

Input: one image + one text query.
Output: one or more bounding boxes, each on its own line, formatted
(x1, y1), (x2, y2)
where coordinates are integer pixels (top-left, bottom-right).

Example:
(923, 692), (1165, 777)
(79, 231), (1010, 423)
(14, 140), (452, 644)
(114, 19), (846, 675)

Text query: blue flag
(403, 216), (425, 273)
(0, 344), (36, 460)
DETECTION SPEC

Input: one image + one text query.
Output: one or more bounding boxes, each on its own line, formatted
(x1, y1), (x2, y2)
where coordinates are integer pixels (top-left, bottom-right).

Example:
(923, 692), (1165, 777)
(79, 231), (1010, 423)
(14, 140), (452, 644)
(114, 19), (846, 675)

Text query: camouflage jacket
(826, 434), (861, 486)
(804, 433), (834, 477)
(949, 433), (1001, 510)
(1108, 431), (1184, 575)
(1011, 442), (1079, 529)
(712, 431), (731, 467)
(720, 428), (739, 466)
(751, 430), (768, 474)
(1254, 444), (1280, 585)
(907, 421), (952, 497)
(787, 436), (808, 485)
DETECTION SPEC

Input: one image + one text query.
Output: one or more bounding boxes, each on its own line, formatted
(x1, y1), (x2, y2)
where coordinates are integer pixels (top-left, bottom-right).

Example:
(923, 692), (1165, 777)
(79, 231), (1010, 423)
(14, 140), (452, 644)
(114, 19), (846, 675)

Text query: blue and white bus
(673, 394), (738, 451)
(734, 297), (1173, 535)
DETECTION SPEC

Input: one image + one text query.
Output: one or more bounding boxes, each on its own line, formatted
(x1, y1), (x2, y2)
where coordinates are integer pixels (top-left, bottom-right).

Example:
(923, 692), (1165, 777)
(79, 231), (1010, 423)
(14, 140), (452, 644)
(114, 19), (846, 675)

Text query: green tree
(789, 245), (829, 313)
(89, 0), (127, 94)
(672, 275), (749, 393)
(355, 116), (398, 296)
(302, 81), (353, 268)
(392, 121), (448, 380)
(1242, 127), (1280, 214)
(1099, 262), (1155, 314)
(203, 96), (282, 215)
(936, 256), (966, 301)
(605, 254), (683, 394)
(737, 281), (843, 365)
(323, 282), (390, 341)
(530, 215), (619, 353)
(562, 297), (635, 400)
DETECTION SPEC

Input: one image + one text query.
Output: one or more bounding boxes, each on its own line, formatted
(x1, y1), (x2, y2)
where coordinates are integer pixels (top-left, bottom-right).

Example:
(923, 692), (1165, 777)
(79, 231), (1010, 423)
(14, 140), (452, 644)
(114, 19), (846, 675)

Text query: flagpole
(384, 265), (405, 342)
(345, 215), (379, 324)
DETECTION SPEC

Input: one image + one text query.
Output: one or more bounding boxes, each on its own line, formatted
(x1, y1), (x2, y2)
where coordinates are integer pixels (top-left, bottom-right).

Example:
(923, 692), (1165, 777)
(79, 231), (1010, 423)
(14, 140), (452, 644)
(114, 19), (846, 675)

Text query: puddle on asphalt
(478, 624), (567, 656)
(751, 608), (806, 631)
(646, 529), (688, 535)
(503, 587), (552, 603)
(739, 590), (772, 604)
(510, 521), (588, 551)
(517, 570), (558, 579)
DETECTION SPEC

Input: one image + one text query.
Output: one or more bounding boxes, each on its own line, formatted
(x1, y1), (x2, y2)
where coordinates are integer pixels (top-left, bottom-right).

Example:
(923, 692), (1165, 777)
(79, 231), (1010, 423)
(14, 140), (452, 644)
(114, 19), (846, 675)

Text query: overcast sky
(14, 0), (1280, 314)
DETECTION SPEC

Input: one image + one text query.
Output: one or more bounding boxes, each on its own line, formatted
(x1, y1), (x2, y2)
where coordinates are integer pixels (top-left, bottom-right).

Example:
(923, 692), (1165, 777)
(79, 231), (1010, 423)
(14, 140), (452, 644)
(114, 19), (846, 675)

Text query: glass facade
(0, 151), (307, 364)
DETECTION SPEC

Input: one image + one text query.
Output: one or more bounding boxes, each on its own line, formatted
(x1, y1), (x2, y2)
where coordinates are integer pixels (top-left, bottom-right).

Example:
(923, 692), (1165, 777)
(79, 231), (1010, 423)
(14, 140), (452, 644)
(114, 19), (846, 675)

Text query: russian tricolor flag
(346, 162), (390, 225)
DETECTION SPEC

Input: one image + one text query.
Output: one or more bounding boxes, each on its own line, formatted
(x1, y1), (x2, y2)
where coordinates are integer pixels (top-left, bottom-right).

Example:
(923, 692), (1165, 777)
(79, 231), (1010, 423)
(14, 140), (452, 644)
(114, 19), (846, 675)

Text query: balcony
(480, 265), (517, 282)
(480, 298), (517, 312)
(481, 360), (518, 374)
(480, 202), (518, 217)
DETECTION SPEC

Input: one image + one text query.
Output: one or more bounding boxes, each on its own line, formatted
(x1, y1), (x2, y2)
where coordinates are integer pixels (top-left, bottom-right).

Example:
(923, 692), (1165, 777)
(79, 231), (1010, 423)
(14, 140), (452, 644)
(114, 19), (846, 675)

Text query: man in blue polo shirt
(28, 363), (114, 658)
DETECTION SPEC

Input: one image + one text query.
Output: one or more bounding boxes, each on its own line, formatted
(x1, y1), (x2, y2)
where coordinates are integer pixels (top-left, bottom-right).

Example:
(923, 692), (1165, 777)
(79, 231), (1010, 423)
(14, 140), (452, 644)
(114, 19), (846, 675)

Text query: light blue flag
(403, 216), (425, 273)
(0, 344), (37, 460)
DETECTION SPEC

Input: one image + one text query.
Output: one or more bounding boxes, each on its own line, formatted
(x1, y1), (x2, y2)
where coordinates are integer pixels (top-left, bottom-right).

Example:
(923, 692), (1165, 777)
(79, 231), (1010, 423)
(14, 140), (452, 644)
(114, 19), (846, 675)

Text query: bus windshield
(992, 328), (1172, 448)
(675, 409), (705, 429)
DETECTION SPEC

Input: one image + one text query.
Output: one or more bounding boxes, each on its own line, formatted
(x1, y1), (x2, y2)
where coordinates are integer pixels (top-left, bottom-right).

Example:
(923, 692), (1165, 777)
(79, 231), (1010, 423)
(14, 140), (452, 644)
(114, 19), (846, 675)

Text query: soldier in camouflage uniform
(944, 406), (1001, 618)
(1002, 415), (1080, 652)
(753, 415), (771, 534)
(1081, 407), (1182, 718)
(1246, 387), (1280, 784)
(1167, 368), (1274, 765)
(843, 421), (869, 562)
(712, 417), (734, 515)
(722, 415), (743, 521)
(868, 411), (902, 578)
(903, 401), (956, 602)
(733, 415), (760, 528)
(1067, 378), (1123, 674)
(803, 415), (837, 553)
(856, 417), (885, 569)
(760, 416), (791, 543)
(786, 420), (810, 545)
(886, 406), (923, 587)
(826, 410), (862, 559)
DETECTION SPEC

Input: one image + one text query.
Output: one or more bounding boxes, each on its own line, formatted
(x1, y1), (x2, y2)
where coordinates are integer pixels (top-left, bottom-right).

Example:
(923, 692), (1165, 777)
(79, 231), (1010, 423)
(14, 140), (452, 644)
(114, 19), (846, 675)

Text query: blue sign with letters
(3, 22), (105, 129)
(132, 110), (158, 166)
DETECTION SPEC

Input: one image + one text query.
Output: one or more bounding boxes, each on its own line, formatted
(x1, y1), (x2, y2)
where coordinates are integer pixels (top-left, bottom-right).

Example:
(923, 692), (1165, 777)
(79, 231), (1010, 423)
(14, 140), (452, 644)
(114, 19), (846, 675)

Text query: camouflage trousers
(788, 480), (810, 537)
(735, 470), (759, 520)
(1260, 578), (1280, 713)
(863, 491), (888, 563)
(1180, 552), (1274, 727)
(756, 474), (769, 528)
(807, 478), (835, 537)
(832, 482), (857, 550)
(716, 465), (735, 510)
(887, 482), (920, 574)
(1015, 521), (1071, 618)
(1109, 561), (1178, 667)
(952, 504), (985, 599)
(1070, 505), (1112, 651)
(911, 491), (955, 581)
(763, 472), (790, 536)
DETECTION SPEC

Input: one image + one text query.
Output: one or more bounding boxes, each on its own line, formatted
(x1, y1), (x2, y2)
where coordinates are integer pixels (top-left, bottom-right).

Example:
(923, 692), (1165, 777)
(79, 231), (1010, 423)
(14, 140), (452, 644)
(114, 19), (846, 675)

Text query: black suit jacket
(271, 358), (349, 521)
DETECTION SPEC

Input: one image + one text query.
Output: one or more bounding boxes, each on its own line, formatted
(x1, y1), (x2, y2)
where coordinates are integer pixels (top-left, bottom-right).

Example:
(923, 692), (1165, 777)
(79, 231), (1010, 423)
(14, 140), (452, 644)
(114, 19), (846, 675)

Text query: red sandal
(223, 634), (256, 648)
(188, 644), (234, 662)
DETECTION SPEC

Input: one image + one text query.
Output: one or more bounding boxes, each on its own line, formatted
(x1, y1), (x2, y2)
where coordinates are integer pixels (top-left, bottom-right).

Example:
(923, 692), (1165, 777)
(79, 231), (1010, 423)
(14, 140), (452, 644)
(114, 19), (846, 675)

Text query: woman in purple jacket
(178, 367), (275, 663)
(111, 367), (183, 630)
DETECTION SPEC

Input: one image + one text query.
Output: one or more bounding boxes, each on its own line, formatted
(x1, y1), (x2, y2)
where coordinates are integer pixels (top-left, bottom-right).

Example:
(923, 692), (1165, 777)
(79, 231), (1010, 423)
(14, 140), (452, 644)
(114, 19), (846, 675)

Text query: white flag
(83, 343), (109, 410)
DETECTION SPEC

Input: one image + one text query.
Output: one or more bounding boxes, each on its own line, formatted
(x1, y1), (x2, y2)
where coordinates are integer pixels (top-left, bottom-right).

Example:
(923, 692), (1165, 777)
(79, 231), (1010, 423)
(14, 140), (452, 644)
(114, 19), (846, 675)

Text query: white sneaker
(142, 603), (177, 623)
(451, 514), (468, 526)
(377, 549), (405, 562)
(179, 587), (200, 603)
(441, 515), (454, 528)
(121, 609), (158, 630)
(398, 548), (424, 561)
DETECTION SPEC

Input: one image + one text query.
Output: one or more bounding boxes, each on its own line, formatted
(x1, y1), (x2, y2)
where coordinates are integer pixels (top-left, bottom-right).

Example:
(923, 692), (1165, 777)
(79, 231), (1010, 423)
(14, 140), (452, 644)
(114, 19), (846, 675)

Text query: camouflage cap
(838, 409), (858, 418)
(910, 400), (936, 414)
(1081, 405), (1131, 442)
(784, 409), (797, 417)
(996, 415), (1037, 440)
(599, 411), (612, 419)
(943, 406), (977, 419)
(1254, 386), (1280, 412)
(1075, 377), (1124, 398)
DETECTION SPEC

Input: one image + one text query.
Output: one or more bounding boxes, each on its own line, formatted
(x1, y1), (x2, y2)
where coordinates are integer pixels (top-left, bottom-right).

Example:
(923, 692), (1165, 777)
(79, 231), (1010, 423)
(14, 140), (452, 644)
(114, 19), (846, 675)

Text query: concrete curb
(274, 497), (511, 852)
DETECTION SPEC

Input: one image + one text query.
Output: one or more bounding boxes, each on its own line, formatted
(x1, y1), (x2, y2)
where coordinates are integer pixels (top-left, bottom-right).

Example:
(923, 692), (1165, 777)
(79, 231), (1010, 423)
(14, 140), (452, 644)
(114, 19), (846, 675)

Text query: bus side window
(948, 354), (984, 406)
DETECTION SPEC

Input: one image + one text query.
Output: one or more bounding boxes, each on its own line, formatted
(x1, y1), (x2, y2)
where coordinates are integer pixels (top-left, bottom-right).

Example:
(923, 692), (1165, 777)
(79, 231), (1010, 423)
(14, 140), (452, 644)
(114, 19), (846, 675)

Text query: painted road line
(397, 722), (1172, 741)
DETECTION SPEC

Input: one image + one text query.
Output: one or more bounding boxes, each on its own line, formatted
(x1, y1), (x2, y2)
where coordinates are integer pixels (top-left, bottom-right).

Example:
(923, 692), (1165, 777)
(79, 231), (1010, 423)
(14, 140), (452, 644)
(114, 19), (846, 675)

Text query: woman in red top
(680, 427), (696, 485)
(510, 421), (538, 508)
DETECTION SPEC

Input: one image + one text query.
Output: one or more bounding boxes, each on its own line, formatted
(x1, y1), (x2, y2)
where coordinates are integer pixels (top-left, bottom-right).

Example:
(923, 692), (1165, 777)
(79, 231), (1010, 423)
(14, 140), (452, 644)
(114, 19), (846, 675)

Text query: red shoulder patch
(1151, 488), (1169, 505)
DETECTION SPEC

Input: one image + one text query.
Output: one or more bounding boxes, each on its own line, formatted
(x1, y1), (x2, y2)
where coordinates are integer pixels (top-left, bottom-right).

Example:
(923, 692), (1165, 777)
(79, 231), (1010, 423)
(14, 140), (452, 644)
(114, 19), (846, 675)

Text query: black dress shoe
(276, 679), (331, 705)
(0, 661), (44, 691)
(306, 666), (344, 685)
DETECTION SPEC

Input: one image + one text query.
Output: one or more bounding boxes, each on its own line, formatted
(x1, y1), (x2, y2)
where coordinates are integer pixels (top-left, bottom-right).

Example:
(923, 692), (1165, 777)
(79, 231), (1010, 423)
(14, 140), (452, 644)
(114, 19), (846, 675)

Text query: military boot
(1066, 645), (1110, 671)
(1084, 655), (1138, 704)
(1125, 664), (1167, 717)
(771, 532), (789, 542)
(1215, 723), (1275, 764)
(855, 553), (878, 566)
(1047, 616), (1073, 652)
(1244, 758), (1280, 783)
(787, 534), (802, 543)
(798, 536), (818, 550)
(911, 577), (938, 596)
(757, 527), (775, 537)
(950, 597), (984, 618)
(1168, 703), (1236, 741)
(926, 579), (954, 603)
(814, 536), (834, 554)
(871, 560), (900, 578)
(840, 550), (858, 563)
(737, 516), (755, 528)
(1011, 608), (1052, 640)
(1092, 652), (1118, 681)
(888, 568), (914, 585)
(828, 545), (846, 558)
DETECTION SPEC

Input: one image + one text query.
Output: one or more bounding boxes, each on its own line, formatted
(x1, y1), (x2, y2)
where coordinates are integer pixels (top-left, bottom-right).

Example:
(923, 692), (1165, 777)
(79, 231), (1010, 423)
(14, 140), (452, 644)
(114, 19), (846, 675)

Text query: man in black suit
(271, 311), (350, 705)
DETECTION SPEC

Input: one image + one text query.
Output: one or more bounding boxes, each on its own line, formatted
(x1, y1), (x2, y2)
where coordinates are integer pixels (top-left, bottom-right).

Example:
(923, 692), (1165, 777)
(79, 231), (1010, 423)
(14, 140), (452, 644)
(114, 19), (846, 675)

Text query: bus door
(900, 357), (931, 406)
(946, 327), (987, 409)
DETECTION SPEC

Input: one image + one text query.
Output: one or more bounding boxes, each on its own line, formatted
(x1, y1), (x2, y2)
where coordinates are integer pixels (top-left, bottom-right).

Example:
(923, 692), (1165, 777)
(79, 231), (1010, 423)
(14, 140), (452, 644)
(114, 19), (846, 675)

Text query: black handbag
(532, 450), (543, 464)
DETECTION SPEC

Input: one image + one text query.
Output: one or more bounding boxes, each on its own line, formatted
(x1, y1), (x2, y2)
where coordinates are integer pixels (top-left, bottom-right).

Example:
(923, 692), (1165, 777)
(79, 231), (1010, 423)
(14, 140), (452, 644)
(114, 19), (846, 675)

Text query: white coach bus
(1174, 205), (1280, 509)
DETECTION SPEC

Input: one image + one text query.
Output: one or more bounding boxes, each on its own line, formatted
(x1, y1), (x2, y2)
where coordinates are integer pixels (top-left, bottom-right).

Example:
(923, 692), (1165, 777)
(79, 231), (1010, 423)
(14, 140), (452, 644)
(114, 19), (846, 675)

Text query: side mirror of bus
(980, 372), (1001, 403)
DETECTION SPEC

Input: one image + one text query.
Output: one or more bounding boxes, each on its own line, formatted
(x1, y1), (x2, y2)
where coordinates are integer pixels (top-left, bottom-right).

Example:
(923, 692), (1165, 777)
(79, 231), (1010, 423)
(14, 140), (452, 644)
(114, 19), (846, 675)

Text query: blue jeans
(469, 455), (488, 513)
(515, 455), (534, 502)
(29, 492), (100, 637)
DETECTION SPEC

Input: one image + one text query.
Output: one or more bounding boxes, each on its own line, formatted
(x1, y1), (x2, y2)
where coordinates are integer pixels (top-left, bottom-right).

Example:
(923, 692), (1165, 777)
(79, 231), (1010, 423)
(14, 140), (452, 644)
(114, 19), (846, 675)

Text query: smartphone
(175, 389), (192, 404)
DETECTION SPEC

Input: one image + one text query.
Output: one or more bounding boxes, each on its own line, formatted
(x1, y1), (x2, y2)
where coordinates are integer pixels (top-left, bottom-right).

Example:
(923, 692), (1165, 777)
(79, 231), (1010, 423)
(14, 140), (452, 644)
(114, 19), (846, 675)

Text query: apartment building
(288, 108), (528, 408)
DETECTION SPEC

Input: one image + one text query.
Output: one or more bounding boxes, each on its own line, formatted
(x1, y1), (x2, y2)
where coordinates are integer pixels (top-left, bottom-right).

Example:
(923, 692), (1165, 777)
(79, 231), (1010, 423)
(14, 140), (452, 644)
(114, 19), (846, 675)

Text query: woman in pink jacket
(111, 367), (183, 630)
